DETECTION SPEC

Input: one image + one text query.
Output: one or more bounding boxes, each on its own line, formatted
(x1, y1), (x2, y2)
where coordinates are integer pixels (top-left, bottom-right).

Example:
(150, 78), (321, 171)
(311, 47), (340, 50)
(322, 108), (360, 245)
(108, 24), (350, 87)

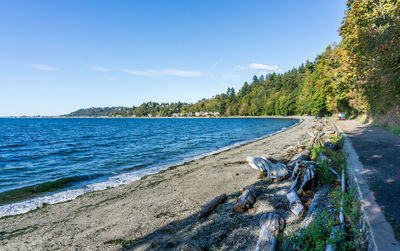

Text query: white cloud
(232, 63), (280, 72)
(121, 68), (203, 77)
(249, 63), (279, 71)
(28, 64), (59, 71)
(233, 65), (247, 71)
(90, 65), (110, 72)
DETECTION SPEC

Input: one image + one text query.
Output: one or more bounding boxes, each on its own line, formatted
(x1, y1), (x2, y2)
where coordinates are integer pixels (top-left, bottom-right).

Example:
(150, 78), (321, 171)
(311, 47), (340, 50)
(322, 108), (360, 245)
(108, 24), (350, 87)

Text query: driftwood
(247, 157), (288, 179)
(290, 185), (334, 250)
(286, 141), (306, 154)
(233, 185), (256, 212)
(247, 157), (269, 172)
(300, 184), (333, 229)
(308, 131), (325, 147)
(286, 190), (304, 216)
(324, 130), (336, 135)
(287, 150), (311, 171)
(256, 213), (285, 251)
(290, 161), (316, 194)
(198, 193), (227, 219)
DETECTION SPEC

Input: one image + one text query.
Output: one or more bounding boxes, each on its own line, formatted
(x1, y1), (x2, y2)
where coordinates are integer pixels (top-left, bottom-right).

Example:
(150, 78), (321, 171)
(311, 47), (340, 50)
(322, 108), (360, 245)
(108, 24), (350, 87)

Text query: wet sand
(0, 117), (316, 250)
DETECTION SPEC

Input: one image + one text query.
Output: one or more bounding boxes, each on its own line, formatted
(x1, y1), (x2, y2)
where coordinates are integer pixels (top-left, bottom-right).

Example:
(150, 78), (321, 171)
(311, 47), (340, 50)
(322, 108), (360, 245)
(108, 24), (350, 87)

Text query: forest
(66, 0), (400, 128)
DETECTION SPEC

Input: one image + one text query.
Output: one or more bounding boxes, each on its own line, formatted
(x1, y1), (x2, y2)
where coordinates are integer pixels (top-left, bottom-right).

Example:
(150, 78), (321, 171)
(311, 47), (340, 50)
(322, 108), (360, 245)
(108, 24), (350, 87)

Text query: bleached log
(290, 161), (316, 194)
(324, 130), (335, 135)
(255, 213), (285, 251)
(300, 184), (332, 229)
(310, 131), (325, 147)
(286, 141), (306, 154)
(265, 158), (288, 179)
(287, 150), (310, 171)
(198, 193), (227, 219)
(247, 157), (269, 172)
(289, 185), (335, 250)
(234, 185), (256, 212)
(247, 157), (288, 179)
(286, 145), (297, 153)
(286, 190), (304, 216)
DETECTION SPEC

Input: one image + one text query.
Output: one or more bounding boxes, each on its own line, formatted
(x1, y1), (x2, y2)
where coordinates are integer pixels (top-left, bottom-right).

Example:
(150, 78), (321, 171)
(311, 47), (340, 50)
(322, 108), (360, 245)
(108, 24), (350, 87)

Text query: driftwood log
(256, 213), (285, 251)
(286, 141), (306, 154)
(233, 185), (256, 212)
(300, 184), (333, 229)
(247, 157), (288, 179)
(308, 131), (325, 147)
(286, 190), (304, 215)
(292, 185), (334, 250)
(198, 193), (227, 219)
(287, 150), (311, 171)
(290, 161), (316, 194)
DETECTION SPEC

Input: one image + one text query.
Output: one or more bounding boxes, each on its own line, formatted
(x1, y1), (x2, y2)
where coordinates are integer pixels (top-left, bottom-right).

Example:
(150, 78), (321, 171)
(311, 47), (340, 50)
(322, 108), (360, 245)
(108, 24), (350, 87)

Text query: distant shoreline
(2, 115), (307, 119)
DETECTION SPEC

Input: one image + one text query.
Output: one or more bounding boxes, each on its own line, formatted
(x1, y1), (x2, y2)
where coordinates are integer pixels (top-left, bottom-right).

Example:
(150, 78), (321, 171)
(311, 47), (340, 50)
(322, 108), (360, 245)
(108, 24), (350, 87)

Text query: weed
(281, 211), (336, 251)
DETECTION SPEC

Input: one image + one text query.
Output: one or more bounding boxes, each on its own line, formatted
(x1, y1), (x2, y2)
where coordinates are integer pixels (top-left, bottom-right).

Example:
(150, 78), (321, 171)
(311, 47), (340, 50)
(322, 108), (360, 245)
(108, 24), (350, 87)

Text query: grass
(378, 125), (400, 135)
(311, 135), (344, 186)
(281, 211), (337, 251)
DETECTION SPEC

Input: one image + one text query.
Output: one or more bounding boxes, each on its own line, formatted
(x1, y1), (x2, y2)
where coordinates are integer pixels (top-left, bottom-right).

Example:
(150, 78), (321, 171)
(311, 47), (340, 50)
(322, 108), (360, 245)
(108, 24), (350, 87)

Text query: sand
(0, 117), (316, 250)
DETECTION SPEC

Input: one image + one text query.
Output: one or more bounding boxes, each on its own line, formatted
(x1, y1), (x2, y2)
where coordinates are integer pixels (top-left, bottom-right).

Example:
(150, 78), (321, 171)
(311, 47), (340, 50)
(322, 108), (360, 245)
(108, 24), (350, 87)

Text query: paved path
(336, 119), (400, 235)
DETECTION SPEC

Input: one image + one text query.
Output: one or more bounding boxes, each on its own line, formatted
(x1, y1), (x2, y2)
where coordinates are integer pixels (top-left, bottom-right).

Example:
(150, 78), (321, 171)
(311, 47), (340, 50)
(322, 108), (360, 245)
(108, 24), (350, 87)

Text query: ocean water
(0, 118), (299, 216)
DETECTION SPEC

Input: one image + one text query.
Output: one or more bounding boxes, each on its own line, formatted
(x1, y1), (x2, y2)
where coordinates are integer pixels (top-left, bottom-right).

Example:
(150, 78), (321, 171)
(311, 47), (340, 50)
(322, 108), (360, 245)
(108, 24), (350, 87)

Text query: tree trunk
(198, 193), (227, 219)
(233, 185), (256, 212)
(255, 213), (285, 251)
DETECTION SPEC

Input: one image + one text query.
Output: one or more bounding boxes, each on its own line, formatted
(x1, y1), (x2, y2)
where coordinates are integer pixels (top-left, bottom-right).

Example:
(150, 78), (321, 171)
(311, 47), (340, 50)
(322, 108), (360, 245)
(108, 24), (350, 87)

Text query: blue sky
(0, 0), (347, 116)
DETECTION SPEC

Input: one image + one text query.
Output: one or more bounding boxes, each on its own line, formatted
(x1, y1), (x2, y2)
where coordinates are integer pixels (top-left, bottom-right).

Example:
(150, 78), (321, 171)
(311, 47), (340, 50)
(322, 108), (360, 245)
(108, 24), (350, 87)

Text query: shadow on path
(336, 119), (400, 238)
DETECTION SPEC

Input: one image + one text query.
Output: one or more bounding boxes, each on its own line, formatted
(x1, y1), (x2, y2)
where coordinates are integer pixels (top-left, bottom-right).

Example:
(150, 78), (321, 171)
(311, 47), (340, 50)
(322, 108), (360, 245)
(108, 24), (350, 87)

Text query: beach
(1, 117), (315, 250)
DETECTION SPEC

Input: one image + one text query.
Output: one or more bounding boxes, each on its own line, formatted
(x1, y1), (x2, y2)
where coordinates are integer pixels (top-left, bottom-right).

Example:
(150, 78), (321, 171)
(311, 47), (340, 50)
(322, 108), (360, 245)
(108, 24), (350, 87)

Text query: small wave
(0, 119), (301, 218)
(0, 174), (102, 205)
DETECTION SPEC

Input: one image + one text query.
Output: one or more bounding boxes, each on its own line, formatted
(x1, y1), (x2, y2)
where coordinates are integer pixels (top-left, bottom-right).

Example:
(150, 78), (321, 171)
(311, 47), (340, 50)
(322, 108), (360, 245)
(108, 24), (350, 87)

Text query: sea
(0, 117), (299, 217)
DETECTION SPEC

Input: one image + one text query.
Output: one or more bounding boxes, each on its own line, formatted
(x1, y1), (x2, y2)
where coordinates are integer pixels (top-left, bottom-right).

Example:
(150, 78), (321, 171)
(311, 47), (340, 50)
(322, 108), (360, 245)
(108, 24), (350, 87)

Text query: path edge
(330, 119), (400, 251)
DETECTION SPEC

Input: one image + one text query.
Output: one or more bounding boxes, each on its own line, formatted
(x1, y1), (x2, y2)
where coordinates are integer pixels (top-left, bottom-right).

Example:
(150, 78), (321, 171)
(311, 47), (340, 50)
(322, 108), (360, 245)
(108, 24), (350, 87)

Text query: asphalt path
(336, 119), (400, 237)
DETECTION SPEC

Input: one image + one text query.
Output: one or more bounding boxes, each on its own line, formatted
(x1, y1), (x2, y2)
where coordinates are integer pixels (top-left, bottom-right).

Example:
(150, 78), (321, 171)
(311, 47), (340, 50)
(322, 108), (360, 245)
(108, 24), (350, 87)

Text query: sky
(0, 0), (347, 116)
